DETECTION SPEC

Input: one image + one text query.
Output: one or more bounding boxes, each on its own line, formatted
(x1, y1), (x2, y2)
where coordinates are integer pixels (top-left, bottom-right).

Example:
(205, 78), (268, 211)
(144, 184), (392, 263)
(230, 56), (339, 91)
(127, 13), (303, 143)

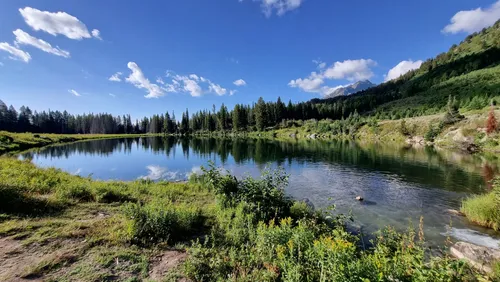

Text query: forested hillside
(0, 20), (499, 135)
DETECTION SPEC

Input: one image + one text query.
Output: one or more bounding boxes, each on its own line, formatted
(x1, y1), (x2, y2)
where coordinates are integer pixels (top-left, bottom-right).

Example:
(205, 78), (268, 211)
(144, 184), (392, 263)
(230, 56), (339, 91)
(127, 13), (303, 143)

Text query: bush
(185, 217), (475, 282)
(461, 178), (500, 230)
(123, 201), (203, 245)
(424, 123), (443, 142)
(200, 162), (293, 222)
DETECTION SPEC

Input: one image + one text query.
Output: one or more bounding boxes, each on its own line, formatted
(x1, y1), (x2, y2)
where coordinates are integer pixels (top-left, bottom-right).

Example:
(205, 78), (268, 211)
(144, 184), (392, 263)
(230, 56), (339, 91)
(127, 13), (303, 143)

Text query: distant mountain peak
(325, 80), (375, 98)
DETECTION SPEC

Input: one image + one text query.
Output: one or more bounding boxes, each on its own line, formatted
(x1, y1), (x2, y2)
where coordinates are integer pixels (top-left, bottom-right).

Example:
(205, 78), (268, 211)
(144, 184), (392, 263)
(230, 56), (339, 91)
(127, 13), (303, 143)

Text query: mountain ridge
(325, 80), (376, 98)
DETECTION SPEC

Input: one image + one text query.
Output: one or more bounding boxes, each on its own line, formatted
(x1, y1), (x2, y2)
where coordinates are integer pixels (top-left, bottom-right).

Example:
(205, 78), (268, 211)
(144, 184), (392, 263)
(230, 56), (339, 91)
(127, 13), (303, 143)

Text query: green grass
(461, 178), (500, 231)
(0, 157), (495, 281)
(0, 131), (158, 154)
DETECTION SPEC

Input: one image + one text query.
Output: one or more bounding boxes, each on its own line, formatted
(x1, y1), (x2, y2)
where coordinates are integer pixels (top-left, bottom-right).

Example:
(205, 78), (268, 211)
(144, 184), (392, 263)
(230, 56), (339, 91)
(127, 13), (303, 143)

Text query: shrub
(424, 123), (443, 142)
(486, 106), (498, 134)
(123, 201), (202, 245)
(461, 179), (500, 230)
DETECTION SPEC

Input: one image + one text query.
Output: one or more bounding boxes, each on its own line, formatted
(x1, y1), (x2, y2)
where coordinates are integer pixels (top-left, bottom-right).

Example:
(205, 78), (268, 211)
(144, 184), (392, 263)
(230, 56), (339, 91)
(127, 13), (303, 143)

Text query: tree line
(2, 21), (499, 135)
(0, 97), (341, 134)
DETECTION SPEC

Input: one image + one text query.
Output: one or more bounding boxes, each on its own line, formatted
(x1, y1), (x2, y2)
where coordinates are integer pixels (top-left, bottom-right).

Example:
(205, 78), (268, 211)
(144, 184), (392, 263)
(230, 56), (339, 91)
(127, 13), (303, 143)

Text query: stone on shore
(450, 241), (500, 273)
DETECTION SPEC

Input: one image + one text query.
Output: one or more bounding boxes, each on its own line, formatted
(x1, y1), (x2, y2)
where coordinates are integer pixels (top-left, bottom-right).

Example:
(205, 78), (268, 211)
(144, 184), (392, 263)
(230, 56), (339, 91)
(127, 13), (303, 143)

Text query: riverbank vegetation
(462, 178), (500, 231)
(0, 131), (158, 154)
(0, 157), (497, 281)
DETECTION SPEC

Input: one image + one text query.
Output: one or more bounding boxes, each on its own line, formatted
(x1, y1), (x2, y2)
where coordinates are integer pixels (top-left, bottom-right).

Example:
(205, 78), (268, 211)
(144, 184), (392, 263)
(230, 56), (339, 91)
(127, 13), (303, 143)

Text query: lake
(20, 136), (500, 249)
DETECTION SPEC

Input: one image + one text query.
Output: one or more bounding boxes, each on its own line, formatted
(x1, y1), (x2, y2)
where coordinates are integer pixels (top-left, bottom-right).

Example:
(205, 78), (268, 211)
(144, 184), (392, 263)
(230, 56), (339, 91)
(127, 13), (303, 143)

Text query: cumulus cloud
(109, 72), (122, 82)
(288, 72), (325, 93)
(230, 90), (237, 96)
(384, 60), (423, 82)
(0, 42), (31, 62)
(249, 0), (304, 17)
(19, 7), (98, 40)
(233, 79), (247, 86)
(91, 29), (102, 40)
(126, 62), (165, 98)
(443, 1), (500, 34)
(68, 89), (81, 96)
(323, 59), (376, 81)
(175, 75), (203, 97)
(13, 29), (70, 58)
(289, 58), (377, 95)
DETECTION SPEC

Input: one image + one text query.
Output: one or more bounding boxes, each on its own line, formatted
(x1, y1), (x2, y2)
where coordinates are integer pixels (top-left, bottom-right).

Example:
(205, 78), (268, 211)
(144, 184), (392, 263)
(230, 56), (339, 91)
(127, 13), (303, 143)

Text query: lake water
(20, 137), (500, 249)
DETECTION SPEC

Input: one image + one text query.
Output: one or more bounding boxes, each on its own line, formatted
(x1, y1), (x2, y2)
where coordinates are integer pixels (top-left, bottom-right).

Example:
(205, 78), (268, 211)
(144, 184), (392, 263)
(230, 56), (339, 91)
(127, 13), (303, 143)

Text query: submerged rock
(445, 209), (464, 216)
(450, 241), (500, 273)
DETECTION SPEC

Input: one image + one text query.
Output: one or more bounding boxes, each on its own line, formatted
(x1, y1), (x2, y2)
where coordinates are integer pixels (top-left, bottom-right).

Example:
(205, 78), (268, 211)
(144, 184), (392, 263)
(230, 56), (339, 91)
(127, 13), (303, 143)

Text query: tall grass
(184, 164), (478, 281)
(461, 178), (500, 230)
(123, 201), (203, 245)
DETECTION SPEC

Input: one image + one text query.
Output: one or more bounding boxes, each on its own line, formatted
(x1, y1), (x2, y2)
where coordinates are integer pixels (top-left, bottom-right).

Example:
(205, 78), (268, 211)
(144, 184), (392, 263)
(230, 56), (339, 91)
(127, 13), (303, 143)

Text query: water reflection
(20, 136), (500, 248)
(22, 137), (498, 194)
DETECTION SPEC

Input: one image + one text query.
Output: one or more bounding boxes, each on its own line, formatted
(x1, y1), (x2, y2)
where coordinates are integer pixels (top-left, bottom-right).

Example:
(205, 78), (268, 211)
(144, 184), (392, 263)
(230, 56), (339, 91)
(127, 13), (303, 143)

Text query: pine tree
(255, 97), (267, 131)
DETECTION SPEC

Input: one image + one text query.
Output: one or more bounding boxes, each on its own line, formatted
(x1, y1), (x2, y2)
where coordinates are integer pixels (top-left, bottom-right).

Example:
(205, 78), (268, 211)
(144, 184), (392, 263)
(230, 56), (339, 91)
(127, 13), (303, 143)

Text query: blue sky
(1, 0), (499, 119)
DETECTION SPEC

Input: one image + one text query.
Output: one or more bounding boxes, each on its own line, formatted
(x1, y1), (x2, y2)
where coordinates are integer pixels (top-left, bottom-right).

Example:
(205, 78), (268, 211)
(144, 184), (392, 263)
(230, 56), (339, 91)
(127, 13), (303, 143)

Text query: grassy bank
(0, 157), (496, 281)
(0, 132), (158, 154)
(462, 178), (500, 231)
(240, 105), (500, 154)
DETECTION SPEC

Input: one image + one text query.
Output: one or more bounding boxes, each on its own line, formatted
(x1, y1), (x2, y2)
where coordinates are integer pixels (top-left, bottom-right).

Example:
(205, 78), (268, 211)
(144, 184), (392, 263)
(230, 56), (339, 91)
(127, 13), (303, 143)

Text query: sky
(1, 0), (499, 120)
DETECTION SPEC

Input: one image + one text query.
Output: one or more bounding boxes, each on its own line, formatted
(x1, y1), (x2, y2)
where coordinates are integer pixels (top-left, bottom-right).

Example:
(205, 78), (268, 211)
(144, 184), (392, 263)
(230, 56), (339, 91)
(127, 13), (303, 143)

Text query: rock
(450, 241), (500, 274)
(445, 209), (464, 216)
(355, 196), (364, 201)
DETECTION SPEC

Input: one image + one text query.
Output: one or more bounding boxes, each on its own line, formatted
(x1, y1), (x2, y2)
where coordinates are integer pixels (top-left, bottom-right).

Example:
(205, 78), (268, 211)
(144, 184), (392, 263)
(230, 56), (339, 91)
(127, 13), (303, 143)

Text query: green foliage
(185, 165), (479, 281)
(443, 95), (465, 125)
(462, 178), (500, 230)
(185, 215), (475, 281)
(200, 162), (293, 222)
(424, 122), (444, 142)
(123, 201), (203, 245)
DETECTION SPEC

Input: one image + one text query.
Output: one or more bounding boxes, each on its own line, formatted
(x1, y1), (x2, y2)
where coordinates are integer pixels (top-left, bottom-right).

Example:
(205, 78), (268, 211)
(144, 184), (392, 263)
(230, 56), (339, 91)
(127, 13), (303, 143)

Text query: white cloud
(233, 79), (247, 86)
(13, 29), (70, 58)
(0, 42), (31, 63)
(255, 0), (304, 17)
(288, 72), (324, 93)
(139, 165), (179, 181)
(126, 62), (164, 98)
(443, 1), (500, 34)
(162, 71), (232, 97)
(109, 72), (122, 82)
(208, 82), (227, 96)
(289, 58), (377, 95)
(230, 90), (237, 96)
(19, 7), (97, 40)
(109, 93), (116, 97)
(323, 59), (376, 81)
(91, 29), (102, 40)
(0, 62), (3, 66)
(68, 89), (81, 97)
(174, 75), (203, 97)
(384, 60), (423, 82)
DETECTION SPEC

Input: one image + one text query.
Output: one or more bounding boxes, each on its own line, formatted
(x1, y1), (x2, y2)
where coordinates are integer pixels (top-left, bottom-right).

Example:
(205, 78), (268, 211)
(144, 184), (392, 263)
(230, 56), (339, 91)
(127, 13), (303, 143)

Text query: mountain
(309, 20), (500, 119)
(325, 80), (376, 98)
